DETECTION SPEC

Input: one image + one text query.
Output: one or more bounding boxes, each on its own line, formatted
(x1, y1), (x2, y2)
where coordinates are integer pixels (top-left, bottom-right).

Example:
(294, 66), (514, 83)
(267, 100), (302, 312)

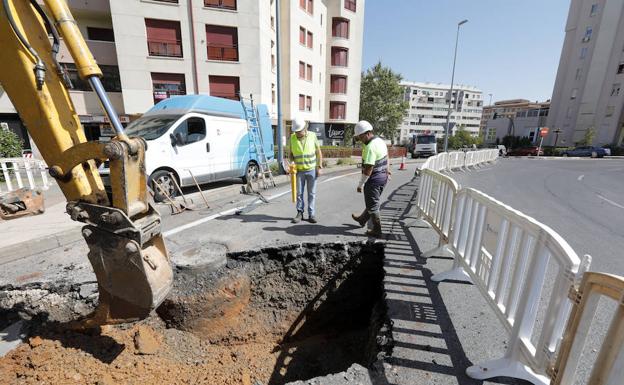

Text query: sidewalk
(0, 157), (421, 264)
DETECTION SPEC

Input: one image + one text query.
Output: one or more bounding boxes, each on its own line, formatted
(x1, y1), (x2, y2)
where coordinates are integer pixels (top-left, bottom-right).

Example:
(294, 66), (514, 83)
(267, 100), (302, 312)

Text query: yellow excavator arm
(0, 0), (173, 325)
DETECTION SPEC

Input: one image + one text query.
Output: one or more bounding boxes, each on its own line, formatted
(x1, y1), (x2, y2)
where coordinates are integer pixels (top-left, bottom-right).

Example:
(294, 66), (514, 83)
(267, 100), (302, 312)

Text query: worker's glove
(357, 174), (369, 193)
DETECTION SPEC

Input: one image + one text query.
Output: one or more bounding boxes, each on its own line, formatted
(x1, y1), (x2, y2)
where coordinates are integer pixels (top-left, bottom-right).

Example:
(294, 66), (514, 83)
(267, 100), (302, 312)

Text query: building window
(344, 0), (356, 12)
(331, 46), (348, 66)
(575, 68), (582, 80)
(332, 18), (349, 39)
(307, 31), (313, 49)
(87, 27), (115, 42)
(590, 3), (599, 16)
(271, 16), (275, 29)
(209, 75), (240, 100)
(611, 83), (621, 97)
(583, 26), (592, 42)
(299, 27), (306, 45)
(618, 62), (624, 74)
(271, 53), (276, 70)
(330, 75), (347, 93)
(299, 94), (305, 111)
(299, 61), (305, 79)
(151, 72), (186, 104)
(571, 88), (578, 99)
(306, 64), (313, 81)
(204, 0), (237, 10)
(330, 101), (346, 119)
(206, 25), (238, 61)
(61, 63), (121, 92)
(145, 19), (183, 58)
(300, 0), (313, 14)
(306, 96), (312, 111)
(580, 47), (588, 59)
(487, 127), (496, 141)
(153, 0), (179, 3)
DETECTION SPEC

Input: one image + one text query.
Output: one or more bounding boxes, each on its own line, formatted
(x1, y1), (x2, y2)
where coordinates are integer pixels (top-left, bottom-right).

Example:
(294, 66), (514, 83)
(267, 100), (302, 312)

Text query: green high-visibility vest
(290, 132), (318, 171)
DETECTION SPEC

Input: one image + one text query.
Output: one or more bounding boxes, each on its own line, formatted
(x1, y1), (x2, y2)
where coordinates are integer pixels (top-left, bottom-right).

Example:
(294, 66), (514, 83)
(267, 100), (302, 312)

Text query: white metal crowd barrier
(432, 187), (591, 384)
(415, 169), (458, 256)
(418, 149), (498, 173)
(0, 158), (50, 193)
(550, 272), (624, 385)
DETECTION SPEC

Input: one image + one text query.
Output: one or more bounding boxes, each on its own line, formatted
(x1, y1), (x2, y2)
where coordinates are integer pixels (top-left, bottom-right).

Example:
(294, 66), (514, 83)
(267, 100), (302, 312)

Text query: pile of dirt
(0, 241), (390, 385)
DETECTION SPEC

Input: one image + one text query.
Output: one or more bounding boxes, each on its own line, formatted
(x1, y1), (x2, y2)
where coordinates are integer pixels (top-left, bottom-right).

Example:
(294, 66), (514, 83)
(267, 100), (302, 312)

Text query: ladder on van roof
(240, 95), (276, 189)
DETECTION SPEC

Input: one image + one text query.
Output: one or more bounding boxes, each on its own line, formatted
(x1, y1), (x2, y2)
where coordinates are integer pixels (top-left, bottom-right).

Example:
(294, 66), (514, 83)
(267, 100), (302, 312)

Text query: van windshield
(416, 135), (436, 144)
(125, 114), (182, 141)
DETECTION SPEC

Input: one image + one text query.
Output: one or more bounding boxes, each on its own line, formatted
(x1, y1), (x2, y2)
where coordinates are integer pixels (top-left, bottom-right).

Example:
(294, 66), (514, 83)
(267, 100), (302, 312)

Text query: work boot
(366, 213), (382, 238)
(351, 210), (370, 228)
(309, 215), (317, 224)
(292, 211), (303, 223)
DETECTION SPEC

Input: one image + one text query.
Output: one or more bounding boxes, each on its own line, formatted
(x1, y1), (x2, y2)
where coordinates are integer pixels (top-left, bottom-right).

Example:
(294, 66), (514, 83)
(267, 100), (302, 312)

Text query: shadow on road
(263, 223), (363, 237)
(377, 176), (529, 385)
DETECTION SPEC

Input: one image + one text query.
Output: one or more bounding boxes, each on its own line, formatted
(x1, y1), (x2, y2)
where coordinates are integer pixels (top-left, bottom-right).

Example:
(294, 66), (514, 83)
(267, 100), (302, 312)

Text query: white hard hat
(354, 120), (373, 136)
(292, 116), (306, 132)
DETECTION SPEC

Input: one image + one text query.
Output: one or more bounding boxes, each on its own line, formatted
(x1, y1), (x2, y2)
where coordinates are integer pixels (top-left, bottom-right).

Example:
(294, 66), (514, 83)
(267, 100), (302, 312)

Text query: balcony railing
(147, 39), (183, 58)
(207, 43), (238, 61)
(210, 91), (239, 100)
(204, 0), (236, 10)
(153, 89), (185, 103)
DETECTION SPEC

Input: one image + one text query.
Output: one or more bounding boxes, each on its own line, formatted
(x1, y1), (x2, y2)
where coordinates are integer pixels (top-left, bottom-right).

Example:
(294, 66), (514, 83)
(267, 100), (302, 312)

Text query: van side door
(171, 114), (214, 185)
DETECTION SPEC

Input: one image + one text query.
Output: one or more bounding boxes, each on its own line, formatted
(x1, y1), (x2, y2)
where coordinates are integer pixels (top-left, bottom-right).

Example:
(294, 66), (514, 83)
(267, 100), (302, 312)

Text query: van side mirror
(170, 132), (185, 146)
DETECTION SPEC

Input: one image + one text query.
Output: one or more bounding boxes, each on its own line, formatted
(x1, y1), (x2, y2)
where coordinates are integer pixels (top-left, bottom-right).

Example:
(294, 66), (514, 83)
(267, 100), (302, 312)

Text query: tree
(0, 129), (23, 158)
(578, 127), (596, 146)
(447, 129), (481, 149)
(359, 62), (409, 144)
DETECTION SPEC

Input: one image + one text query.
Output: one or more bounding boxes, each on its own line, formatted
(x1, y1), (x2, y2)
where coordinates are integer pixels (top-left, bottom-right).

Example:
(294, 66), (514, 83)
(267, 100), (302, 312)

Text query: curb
(0, 157), (418, 263)
(0, 228), (83, 266)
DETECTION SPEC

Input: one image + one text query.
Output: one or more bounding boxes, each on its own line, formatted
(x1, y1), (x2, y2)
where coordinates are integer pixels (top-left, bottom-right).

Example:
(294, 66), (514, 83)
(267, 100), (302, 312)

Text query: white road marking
(577, 174), (584, 181)
(163, 170), (361, 237)
(596, 194), (624, 210)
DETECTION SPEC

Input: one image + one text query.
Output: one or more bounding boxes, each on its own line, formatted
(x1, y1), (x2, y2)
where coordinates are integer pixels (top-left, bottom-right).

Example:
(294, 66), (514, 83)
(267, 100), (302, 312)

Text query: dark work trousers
(364, 182), (385, 215)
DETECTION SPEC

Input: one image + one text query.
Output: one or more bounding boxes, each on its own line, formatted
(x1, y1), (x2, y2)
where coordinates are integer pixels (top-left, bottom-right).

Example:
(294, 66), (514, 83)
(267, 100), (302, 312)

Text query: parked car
(602, 147), (612, 156)
(562, 146), (606, 158)
(507, 146), (543, 156)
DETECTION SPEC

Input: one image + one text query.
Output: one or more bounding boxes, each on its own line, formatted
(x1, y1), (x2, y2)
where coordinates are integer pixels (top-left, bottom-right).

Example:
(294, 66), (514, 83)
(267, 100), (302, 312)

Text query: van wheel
(242, 162), (259, 185)
(150, 170), (178, 203)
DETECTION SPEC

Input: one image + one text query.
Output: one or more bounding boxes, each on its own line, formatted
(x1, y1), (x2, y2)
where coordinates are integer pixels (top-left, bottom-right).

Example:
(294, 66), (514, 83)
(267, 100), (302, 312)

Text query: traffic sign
(540, 127), (549, 137)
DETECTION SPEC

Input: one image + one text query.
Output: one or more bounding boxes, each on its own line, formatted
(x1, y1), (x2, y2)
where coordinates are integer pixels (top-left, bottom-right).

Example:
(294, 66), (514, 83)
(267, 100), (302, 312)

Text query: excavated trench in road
(0, 242), (392, 385)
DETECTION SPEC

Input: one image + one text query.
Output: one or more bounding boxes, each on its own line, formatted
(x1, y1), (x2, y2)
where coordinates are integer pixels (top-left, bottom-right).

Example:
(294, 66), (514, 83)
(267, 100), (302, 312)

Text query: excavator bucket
(81, 226), (173, 325)
(0, 188), (45, 220)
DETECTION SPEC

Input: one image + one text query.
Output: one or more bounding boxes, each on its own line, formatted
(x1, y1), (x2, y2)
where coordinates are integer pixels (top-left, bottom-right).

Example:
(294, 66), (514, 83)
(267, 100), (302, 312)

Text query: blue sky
(362, 0), (570, 104)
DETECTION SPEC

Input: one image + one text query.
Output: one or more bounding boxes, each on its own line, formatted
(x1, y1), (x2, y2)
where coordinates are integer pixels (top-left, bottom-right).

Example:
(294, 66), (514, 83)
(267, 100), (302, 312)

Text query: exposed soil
(0, 241), (390, 385)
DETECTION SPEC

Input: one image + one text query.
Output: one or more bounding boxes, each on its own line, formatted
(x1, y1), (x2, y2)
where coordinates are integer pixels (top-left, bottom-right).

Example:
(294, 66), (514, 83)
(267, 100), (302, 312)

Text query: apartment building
(483, 101), (550, 144)
(0, 0), (364, 149)
(548, 0), (624, 147)
(398, 81), (483, 144)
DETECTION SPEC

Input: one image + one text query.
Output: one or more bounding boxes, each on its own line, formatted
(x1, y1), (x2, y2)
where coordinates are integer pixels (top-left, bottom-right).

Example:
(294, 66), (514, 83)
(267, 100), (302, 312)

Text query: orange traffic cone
(399, 156), (406, 170)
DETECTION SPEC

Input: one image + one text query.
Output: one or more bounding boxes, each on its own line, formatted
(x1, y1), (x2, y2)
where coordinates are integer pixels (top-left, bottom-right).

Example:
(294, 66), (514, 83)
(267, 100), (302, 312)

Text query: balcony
(204, 0), (236, 10)
(147, 39), (183, 58)
(210, 92), (239, 100)
(207, 43), (238, 62)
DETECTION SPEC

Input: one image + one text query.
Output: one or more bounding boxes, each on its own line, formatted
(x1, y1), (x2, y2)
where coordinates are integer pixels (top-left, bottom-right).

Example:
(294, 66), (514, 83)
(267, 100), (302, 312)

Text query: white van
(102, 95), (274, 201)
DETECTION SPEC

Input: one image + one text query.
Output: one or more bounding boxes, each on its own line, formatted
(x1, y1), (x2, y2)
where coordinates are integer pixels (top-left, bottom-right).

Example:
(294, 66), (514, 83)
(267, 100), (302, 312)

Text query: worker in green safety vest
(288, 116), (323, 224)
(351, 120), (390, 238)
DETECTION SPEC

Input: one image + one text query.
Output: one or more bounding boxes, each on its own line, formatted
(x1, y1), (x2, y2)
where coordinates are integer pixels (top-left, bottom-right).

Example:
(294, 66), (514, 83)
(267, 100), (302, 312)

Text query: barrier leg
(466, 357), (549, 385)
(431, 266), (471, 283)
(421, 243), (455, 258)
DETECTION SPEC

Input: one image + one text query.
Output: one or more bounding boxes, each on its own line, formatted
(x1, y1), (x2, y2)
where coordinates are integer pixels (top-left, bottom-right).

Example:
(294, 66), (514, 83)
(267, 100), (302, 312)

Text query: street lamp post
(443, 19), (468, 153)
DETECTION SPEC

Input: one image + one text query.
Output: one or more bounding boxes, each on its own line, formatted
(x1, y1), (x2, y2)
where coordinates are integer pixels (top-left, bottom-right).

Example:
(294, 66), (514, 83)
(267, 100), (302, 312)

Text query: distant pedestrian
(351, 121), (389, 238)
(289, 116), (323, 223)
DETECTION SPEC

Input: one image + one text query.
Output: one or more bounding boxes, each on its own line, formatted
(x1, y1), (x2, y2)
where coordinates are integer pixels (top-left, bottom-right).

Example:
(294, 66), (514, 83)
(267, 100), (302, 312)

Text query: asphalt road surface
(453, 157), (624, 276)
